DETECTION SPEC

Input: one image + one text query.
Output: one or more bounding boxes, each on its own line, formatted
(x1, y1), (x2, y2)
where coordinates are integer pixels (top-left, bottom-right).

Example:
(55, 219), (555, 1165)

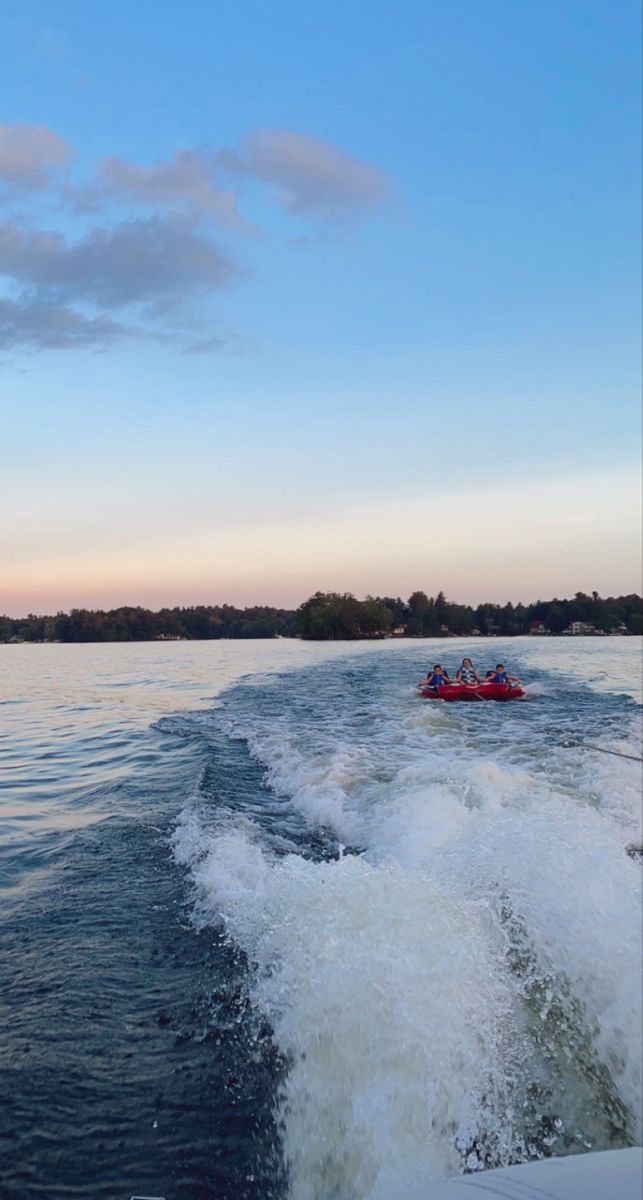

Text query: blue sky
(1, 0), (641, 614)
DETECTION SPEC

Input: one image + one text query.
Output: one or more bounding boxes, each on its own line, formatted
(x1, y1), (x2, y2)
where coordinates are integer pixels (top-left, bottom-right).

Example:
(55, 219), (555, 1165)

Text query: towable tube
(421, 1147), (642, 1200)
(418, 681), (525, 702)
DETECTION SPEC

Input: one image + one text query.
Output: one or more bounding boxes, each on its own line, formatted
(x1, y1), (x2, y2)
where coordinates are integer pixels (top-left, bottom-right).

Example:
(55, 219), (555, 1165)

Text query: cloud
(0, 122), (74, 188)
(0, 214), (238, 309)
(221, 129), (389, 219)
(1, 121), (389, 226)
(0, 295), (134, 351)
(0, 122), (392, 354)
(0, 213), (239, 351)
(80, 136), (387, 229)
(78, 148), (253, 232)
(182, 334), (226, 354)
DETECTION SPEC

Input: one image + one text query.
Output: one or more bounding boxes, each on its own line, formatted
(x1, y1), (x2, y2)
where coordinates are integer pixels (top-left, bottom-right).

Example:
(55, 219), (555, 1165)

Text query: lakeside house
(529, 620), (550, 636)
(563, 621), (607, 636)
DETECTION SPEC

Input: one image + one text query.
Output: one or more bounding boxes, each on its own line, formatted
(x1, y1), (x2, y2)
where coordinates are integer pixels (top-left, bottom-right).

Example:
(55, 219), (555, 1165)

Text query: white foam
(173, 641), (643, 1194)
(174, 816), (525, 1195)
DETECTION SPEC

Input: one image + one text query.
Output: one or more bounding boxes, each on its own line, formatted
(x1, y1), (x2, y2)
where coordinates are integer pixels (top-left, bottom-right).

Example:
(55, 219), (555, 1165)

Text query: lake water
(1, 637), (641, 1199)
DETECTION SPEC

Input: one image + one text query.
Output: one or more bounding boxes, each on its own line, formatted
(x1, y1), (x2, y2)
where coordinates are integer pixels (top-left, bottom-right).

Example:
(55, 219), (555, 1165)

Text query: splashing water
(1, 637), (639, 1198)
(172, 639), (643, 1198)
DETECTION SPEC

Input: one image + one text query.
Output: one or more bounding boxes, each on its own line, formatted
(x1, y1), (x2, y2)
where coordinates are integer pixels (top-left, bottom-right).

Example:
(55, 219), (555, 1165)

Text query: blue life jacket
(427, 671), (445, 688)
(492, 671), (508, 683)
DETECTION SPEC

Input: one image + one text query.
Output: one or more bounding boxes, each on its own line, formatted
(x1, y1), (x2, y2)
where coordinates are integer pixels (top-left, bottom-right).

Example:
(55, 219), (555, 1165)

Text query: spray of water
(173, 644), (643, 1198)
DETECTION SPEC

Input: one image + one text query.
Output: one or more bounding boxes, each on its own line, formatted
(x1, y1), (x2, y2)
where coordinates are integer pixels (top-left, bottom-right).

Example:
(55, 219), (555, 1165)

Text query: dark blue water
(0, 729), (289, 1200)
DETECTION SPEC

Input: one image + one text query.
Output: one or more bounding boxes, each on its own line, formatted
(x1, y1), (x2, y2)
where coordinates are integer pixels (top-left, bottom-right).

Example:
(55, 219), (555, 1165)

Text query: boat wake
(171, 647), (643, 1199)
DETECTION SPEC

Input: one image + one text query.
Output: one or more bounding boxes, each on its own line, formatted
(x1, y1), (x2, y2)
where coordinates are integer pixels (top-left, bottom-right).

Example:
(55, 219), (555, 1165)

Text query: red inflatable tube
(418, 681), (525, 702)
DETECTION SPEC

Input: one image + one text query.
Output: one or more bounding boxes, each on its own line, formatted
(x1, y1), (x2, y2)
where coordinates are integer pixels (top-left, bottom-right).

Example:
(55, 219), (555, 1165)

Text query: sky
(1, 0), (641, 616)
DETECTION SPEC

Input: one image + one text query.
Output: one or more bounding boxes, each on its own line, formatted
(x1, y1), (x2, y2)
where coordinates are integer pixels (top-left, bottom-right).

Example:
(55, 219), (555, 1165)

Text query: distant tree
(408, 591), (430, 619)
(296, 593), (391, 640)
(361, 597), (393, 635)
(545, 603), (567, 634)
(381, 596), (407, 627)
(443, 602), (475, 635)
(406, 591), (439, 636)
(434, 591), (448, 624)
(422, 600), (440, 636)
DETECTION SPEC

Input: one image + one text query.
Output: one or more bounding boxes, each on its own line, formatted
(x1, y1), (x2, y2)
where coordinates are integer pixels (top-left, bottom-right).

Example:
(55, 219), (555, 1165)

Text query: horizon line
(3, 586), (642, 623)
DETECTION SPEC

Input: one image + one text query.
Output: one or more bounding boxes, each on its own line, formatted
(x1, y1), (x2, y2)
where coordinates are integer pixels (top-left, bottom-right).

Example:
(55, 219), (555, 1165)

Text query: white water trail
(174, 821), (526, 1196)
(173, 644), (643, 1197)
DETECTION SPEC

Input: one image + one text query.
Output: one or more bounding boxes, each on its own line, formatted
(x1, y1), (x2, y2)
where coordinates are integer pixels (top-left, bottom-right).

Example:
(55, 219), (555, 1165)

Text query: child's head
(462, 657), (472, 667)
(433, 664), (443, 672)
(496, 663), (505, 671)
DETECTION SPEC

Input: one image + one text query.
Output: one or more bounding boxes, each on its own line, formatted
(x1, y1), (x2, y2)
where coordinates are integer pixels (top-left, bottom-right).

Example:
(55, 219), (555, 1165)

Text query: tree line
(1, 590), (641, 642)
(0, 604), (293, 643)
(294, 590), (642, 639)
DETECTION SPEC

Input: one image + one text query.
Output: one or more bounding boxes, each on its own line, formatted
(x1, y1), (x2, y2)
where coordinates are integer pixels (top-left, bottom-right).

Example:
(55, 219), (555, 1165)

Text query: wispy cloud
(0, 122), (74, 189)
(75, 148), (254, 232)
(0, 215), (237, 308)
(221, 129), (389, 219)
(0, 215), (238, 351)
(182, 334), (227, 354)
(0, 295), (134, 351)
(0, 122), (391, 354)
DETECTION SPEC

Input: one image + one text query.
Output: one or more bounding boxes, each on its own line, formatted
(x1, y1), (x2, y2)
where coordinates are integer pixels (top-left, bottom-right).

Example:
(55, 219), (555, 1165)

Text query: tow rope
(563, 739), (643, 764)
